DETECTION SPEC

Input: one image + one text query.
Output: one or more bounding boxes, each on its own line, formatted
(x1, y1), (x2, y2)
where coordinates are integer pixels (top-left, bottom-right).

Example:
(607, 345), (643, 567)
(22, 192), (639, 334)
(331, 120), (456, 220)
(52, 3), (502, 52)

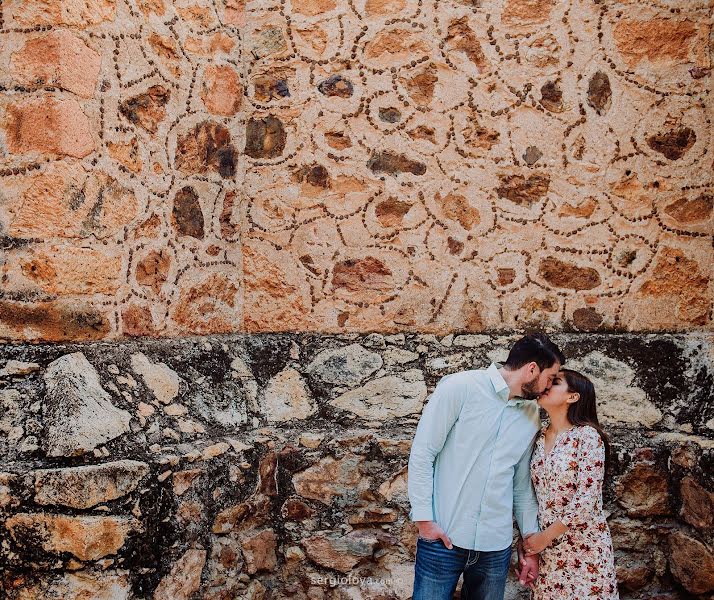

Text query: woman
(523, 369), (619, 599)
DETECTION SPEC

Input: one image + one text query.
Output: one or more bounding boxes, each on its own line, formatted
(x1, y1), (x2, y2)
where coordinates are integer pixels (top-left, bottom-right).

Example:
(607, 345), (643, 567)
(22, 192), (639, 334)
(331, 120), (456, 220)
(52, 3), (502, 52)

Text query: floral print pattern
(530, 424), (619, 599)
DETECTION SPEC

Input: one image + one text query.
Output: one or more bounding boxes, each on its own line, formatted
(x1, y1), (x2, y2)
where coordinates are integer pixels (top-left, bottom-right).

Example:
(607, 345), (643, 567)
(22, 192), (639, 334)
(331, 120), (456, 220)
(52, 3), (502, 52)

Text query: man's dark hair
(503, 333), (565, 371)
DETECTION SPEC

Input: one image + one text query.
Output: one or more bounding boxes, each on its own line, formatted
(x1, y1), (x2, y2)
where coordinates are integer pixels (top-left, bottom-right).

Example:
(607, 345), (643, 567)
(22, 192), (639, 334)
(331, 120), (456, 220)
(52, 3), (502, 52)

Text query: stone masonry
(0, 334), (712, 599)
(0, 0), (713, 598)
(0, 0), (711, 338)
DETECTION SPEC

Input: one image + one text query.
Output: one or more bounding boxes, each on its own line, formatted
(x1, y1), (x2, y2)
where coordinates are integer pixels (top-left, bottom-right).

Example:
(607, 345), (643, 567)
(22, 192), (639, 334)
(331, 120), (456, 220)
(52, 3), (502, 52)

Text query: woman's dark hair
(503, 333), (565, 372)
(561, 368), (611, 470)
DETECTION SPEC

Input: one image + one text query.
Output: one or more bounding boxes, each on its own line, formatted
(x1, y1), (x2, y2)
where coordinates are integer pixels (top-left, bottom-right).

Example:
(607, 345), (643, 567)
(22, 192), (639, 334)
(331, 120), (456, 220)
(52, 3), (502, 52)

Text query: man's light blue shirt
(407, 363), (541, 551)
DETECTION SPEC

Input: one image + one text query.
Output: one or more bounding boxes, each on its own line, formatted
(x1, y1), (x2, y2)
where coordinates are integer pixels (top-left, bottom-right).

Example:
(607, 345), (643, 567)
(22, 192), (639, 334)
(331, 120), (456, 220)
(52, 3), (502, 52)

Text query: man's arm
(407, 373), (464, 522)
(513, 438), (539, 586)
(512, 438), (539, 538)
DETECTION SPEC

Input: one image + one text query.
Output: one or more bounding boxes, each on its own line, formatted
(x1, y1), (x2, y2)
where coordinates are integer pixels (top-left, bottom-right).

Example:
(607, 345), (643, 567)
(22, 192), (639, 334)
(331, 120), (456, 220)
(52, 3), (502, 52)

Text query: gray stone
(587, 71), (611, 115)
(329, 368), (426, 419)
(0, 389), (23, 444)
(4, 571), (131, 600)
(262, 367), (315, 422)
(34, 460), (149, 509)
(425, 353), (472, 375)
(193, 379), (249, 427)
(383, 347), (420, 366)
(565, 351), (662, 427)
(307, 343), (383, 386)
(302, 530), (379, 573)
(43, 353), (132, 457)
(0, 360), (40, 377)
(522, 145), (543, 165)
(130, 352), (180, 405)
(453, 334), (491, 348)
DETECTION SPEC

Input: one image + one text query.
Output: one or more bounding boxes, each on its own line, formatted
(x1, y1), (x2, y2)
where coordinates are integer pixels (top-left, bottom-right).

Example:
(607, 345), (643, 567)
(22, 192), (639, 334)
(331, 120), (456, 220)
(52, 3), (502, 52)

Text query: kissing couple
(407, 333), (618, 599)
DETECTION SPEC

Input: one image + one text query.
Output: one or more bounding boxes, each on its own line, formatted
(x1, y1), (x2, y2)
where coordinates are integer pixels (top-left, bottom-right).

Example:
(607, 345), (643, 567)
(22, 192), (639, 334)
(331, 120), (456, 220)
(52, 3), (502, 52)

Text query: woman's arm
(556, 426), (606, 529)
(525, 426), (605, 554)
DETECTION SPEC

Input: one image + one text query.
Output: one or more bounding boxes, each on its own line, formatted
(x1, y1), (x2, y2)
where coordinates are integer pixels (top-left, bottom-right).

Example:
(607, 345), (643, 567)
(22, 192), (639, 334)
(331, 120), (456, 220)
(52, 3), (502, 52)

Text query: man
(407, 333), (565, 600)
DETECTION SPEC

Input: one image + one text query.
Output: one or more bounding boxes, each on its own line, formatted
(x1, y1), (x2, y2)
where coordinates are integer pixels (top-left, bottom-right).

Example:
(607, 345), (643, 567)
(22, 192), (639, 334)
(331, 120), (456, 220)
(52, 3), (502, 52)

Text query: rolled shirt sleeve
(512, 437), (540, 538)
(407, 373), (464, 522)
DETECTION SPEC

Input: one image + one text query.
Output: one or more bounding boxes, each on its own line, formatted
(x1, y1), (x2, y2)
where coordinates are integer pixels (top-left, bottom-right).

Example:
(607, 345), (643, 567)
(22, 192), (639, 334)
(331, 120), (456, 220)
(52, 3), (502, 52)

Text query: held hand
(416, 521), (453, 549)
(516, 552), (539, 588)
(524, 531), (550, 555)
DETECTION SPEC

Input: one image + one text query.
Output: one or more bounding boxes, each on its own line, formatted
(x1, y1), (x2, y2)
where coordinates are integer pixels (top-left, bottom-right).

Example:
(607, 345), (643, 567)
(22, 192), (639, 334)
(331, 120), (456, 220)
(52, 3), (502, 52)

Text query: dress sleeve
(555, 426), (605, 529)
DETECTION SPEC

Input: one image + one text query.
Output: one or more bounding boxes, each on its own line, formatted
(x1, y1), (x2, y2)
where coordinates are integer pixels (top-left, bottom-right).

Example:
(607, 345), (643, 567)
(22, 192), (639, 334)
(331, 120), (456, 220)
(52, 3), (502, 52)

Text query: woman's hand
(523, 531), (551, 555)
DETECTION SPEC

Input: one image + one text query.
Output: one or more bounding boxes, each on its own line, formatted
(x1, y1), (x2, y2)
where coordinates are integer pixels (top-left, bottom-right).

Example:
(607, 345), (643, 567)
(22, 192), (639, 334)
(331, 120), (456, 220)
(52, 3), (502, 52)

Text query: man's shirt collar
(486, 362), (510, 401)
(486, 362), (530, 405)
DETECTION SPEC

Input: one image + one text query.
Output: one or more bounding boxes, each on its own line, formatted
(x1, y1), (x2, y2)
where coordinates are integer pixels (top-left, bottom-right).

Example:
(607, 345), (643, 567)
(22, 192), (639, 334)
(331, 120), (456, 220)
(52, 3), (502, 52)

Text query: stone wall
(1, 0), (713, 598)
(0, 0), (712, 339)
(0, 333), (712, 599)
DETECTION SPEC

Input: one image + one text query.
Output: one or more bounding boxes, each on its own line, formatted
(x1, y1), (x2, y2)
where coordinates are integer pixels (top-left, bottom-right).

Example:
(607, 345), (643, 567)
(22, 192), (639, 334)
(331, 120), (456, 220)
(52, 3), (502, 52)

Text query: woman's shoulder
(574, 424), (604, 445)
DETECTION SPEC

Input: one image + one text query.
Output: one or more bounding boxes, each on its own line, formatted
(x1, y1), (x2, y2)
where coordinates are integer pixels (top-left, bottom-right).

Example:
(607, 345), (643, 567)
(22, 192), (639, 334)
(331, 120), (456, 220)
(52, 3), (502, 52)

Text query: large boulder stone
(668, 530), (714, 594)
(609, 518), (658, 552)
(261, 367), (315, 422)
(43, 353), (131, 457)
(130, 352), (180, 405)
(329, 369), (426, 419)
(5, 513), (136, 560)
(154, 548), (207, 600)
(616, 462), (670, 517)
(564, 352), (662, 427)
(3, 96), (94, 158)
(10, 29), (101, 99)
(34, 460), (149, 509)
(302, 530), (380, 573)
(306, 343), (383, 386)
(679, 476), (714, 529)
(292, 455), (365, 505)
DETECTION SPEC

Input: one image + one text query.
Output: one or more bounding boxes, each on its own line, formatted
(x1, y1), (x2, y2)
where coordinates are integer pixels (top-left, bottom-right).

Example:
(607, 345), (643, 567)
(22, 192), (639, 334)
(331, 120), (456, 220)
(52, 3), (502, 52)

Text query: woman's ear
(567, 393), (580, 404)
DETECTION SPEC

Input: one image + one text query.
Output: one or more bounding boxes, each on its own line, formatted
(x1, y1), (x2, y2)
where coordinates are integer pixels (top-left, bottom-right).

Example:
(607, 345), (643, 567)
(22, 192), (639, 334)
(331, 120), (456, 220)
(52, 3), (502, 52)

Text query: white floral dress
(530, 424), (619, 599)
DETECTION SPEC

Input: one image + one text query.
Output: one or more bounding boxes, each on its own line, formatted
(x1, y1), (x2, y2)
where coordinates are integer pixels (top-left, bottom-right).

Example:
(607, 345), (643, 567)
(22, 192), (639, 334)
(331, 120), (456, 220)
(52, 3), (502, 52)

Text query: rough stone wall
(0, 334), (712, 599)
(1, 0), (713, 599)
(0, 0), (712, 339)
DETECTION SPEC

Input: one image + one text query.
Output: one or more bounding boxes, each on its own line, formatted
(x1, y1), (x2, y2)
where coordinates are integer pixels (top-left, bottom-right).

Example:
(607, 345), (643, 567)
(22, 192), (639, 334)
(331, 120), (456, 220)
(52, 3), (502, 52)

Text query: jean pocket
(418, 535), (441, 544)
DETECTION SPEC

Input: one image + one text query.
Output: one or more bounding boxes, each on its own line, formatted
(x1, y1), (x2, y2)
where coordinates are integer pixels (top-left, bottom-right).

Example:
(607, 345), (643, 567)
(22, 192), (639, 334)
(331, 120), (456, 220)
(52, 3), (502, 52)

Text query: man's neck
(497, 366), (520, 400)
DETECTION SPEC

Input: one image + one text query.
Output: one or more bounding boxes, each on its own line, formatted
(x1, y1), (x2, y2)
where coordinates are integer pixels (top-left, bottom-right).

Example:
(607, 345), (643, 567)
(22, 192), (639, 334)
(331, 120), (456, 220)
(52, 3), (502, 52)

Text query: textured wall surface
(1, 1), (713, 599)
(0, 0), (712, 340)
(0, 333), (712, 599)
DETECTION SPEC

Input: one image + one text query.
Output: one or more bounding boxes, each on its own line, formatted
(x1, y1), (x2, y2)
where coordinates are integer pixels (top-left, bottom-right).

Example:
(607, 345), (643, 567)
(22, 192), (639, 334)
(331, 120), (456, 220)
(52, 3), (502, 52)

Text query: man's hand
(416, 520), (453, 549)
(516, 539), (538, 588)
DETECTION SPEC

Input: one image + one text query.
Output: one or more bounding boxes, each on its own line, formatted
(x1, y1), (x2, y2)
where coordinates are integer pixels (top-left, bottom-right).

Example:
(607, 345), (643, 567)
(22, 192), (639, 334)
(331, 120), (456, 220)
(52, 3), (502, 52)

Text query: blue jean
(412, 537), (512, 600)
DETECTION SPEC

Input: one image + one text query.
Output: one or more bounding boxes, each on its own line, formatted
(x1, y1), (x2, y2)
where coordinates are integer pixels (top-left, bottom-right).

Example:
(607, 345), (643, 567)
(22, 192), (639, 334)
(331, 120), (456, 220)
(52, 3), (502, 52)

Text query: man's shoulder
(438, 369), (485, 387)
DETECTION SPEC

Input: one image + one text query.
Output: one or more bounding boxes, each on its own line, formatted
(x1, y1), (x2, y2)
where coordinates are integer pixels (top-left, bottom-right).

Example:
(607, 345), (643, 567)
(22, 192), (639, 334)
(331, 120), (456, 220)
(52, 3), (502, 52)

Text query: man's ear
(527, 361), (538, 375)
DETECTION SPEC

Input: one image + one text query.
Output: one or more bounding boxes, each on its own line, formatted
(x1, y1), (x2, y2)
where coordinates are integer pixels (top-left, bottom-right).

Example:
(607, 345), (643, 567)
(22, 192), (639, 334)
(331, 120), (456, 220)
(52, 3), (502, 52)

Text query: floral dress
(529, 424), (619, 600)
